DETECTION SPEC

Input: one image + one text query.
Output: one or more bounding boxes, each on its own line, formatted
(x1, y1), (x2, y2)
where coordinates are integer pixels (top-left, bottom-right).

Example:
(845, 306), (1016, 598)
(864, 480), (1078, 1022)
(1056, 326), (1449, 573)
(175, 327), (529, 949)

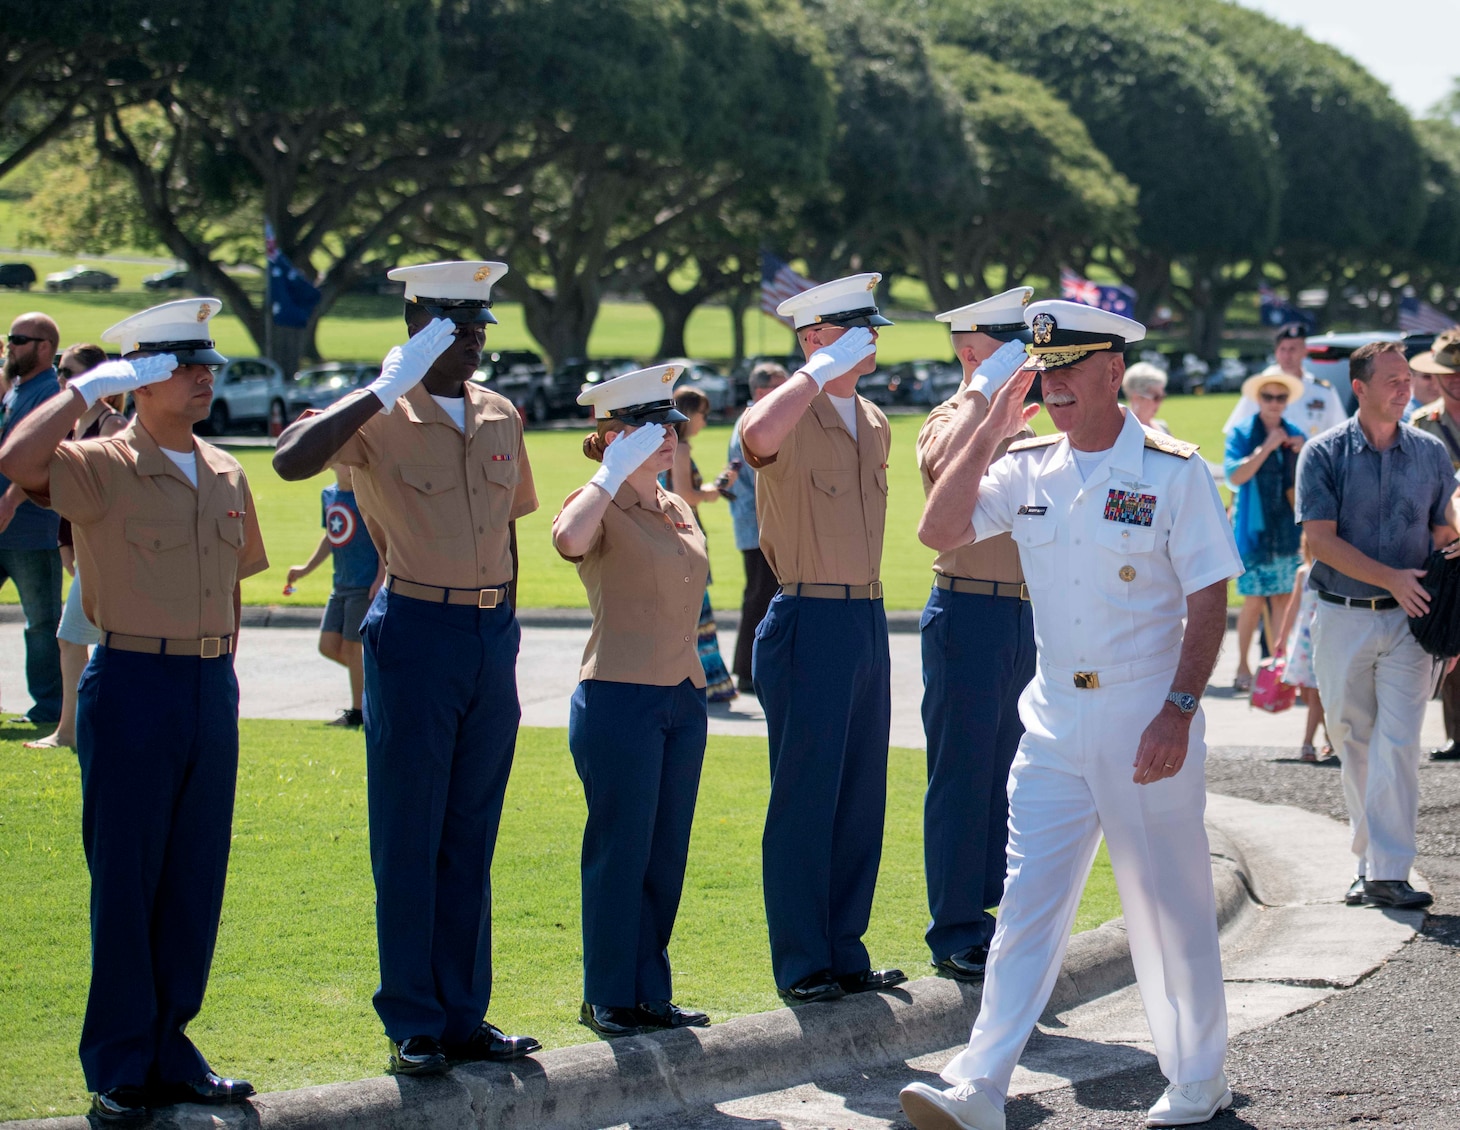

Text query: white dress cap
(576, 363), (689, 424)
(1023, 299), (1146, 370)
(387, 261), (508, 323)
(775, 272), (894, 330)
(102, 298), (227, 365)
(936, 286), (1034, 336)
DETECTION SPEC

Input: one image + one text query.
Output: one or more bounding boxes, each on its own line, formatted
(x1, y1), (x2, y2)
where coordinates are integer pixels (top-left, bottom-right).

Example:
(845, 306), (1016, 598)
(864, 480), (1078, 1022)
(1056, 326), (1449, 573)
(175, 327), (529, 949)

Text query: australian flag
(265, 223), (322, 329)
(1060, 268), (1136, 318)
(1257, 281), (1316, 333)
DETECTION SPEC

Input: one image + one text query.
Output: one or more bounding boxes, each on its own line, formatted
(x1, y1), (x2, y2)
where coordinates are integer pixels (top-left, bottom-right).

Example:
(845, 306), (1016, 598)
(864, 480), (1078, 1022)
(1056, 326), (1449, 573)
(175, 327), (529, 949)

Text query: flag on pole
(1256, 280), (1316, 332)
(1399, 296), (1454, 335)
(265, 223), (322, 329)
(760, 252), (817, 326)
(1059, 268), (1136, 318)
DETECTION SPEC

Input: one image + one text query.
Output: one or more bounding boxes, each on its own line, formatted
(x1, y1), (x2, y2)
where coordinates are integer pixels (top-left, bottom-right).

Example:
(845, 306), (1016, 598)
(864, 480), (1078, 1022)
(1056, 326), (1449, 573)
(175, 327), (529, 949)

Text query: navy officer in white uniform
(902, 300), (1242, 1130)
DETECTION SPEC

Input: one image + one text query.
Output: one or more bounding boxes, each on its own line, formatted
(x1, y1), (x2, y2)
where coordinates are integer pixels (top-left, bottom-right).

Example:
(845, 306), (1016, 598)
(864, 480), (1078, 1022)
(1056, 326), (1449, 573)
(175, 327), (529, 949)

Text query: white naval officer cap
(102, 297), (227, 366)
(935, 286), (1034, 340)
(576, 362), (689, 425)
(387, 260), (508, 324)
(776, 272), (895, 330)
(1023, 299), (1145, 370)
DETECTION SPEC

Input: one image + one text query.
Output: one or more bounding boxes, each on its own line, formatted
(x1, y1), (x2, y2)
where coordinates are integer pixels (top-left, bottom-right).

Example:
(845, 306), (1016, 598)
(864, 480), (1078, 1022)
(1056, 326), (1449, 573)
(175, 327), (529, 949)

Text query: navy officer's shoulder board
(1007, 433), (1062, 454)
(1142, 431), (1198, 460)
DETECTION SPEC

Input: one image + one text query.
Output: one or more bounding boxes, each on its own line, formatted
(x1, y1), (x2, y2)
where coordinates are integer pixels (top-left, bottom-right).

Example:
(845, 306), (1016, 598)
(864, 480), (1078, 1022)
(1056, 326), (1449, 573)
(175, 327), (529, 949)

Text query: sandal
(1320, 743), (1334, 760)
(1299, 745), (1318, 763)
(1233, 672), (1252, 693)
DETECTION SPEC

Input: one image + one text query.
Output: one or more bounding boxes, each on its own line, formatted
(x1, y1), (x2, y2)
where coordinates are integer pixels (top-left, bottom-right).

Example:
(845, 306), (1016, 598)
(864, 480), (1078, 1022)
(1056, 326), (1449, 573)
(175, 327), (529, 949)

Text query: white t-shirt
(431, 394), (467, 431)
(162, 448), (198, 487)
(1070, 446), (1113, 482)
(827, 393), (858, 439)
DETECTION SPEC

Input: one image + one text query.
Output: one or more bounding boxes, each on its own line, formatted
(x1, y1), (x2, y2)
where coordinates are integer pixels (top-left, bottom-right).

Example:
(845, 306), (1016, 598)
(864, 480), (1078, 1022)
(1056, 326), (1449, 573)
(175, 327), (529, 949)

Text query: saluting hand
(68, 354), (178, 409)
(967, 339), (1030, 400)
(985, 362), (1040, 440)
(590, 424), (667, 497)
(368, 318), (455, 413)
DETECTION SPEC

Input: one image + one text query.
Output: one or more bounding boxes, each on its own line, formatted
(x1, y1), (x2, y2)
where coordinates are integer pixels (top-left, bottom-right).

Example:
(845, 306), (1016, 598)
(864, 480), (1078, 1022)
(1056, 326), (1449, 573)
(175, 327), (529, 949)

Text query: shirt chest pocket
(398, 464), (460, 538)
(481, 458), (520, 528)
(124, 518), (193, 601)
(1010, 516), (1057, 588)
(1094, 522), (1158, 597)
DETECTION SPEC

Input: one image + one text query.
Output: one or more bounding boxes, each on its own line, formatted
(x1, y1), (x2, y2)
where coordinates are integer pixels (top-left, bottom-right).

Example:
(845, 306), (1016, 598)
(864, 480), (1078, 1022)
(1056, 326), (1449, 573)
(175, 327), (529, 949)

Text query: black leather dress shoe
(933, 945), (989, 982)
(1362, 880), (1434, 909)
(389, 1034), (448, 1075)
(637, 1000), (710, 1029)
(92, 1086), (149, 1122)
(1344, 877), (1367, 906)
(445, 1021), (541, 1062)
(580, 1001), (646, 1038)
(1431, 740), (1460, 761)
(837, 967), (908, 994)
(158, 1071), (256, 1105)
(777, 970), (846, 1006)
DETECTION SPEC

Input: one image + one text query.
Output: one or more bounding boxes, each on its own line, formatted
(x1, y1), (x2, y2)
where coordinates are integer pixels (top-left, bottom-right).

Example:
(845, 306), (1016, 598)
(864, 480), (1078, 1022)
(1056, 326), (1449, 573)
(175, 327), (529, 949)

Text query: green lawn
(0, 720), (1119, 1121)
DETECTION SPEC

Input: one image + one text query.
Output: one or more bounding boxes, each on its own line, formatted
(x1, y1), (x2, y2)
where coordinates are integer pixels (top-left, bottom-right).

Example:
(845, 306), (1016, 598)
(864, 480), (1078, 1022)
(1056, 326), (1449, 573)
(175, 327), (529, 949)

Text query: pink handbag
(1251, 656), (1298, 713)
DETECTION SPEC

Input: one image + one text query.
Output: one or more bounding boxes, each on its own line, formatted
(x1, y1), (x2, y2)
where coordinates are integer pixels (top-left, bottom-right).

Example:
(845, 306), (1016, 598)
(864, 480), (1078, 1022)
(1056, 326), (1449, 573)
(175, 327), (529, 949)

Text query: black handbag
(1409, 546), (1460, 658)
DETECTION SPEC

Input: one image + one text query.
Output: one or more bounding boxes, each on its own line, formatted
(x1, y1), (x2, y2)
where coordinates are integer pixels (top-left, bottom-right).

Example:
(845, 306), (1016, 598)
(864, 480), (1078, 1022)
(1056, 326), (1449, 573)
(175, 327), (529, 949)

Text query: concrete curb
(0, 605), (1244, 633)
(4, 813), (1253, 1130)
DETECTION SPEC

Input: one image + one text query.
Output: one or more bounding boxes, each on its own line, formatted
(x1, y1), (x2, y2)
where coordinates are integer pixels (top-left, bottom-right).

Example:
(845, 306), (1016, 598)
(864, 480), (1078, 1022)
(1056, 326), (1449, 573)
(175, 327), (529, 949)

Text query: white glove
(68, 354), (177, 409)
(798, 326), (877, 389)
(967, 339), (1030, 400)
(590, 424), (666, 497)
(368, 318), (455, 412)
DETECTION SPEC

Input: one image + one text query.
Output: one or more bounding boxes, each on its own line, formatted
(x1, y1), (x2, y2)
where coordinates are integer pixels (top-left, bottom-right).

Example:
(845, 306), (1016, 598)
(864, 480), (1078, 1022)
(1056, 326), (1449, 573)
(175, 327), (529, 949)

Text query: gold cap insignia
(196, 303), (210, 323)
(1031, 312), (1056, 345)
(866, 278), (877, 291)
(662, 366), (678, 383)
(1020, 291), (1031, 306)
(473, 266), (491, 282)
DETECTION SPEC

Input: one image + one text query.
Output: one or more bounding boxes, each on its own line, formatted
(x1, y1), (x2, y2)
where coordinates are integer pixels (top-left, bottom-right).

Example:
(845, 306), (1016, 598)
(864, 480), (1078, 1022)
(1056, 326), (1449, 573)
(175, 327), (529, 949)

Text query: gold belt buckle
(478, 588), (499, 609)
(1073, 670), (1099, 689)
(1018, 583), (1029, 602)
(869, 580), (883, 600)
(199, 637), (222, 659)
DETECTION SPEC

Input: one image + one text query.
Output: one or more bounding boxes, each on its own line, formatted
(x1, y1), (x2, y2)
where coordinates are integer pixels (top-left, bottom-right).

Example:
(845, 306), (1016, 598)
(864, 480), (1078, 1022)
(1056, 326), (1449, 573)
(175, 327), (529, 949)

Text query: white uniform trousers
(941, 664), (1228, 1099)
(1310, 603), (1437, 881)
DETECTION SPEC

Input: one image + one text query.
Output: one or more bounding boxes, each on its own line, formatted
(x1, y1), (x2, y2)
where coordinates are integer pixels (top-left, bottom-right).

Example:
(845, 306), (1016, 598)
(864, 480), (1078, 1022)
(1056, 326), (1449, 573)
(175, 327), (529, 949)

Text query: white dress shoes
(899, 1080), (1006, 1130)
(1145, 1073), (1233, 1126)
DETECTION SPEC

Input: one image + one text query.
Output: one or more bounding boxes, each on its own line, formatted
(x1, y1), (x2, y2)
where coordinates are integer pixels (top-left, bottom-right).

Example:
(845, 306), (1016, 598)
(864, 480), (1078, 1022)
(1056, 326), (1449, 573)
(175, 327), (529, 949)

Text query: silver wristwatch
(1166, 691), (1198, 715)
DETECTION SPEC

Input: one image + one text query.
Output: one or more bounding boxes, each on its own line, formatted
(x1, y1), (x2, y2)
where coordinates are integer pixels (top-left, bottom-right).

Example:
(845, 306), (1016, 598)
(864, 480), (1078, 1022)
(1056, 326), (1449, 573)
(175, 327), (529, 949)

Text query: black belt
(1317, 590), (1398, 611)
(934, 574), (1029, 601)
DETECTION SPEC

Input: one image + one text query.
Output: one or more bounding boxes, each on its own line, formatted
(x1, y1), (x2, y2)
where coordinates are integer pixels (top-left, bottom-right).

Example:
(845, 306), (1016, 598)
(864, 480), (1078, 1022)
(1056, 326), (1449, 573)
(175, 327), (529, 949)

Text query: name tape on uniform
(1017, 505), (1048, 516)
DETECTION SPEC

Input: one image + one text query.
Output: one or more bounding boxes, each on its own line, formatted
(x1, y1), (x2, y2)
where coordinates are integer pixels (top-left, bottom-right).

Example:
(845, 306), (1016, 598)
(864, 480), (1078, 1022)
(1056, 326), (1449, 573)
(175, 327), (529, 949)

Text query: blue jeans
(0, 546), (62, 720)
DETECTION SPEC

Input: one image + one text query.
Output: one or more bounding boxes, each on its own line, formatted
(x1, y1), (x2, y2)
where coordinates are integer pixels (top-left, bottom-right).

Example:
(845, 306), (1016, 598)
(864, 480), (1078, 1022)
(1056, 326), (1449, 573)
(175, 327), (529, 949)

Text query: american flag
(760, 253), (817, 326)
(1399, 296), (1455, 335)
(1059, 268), (1136, 318)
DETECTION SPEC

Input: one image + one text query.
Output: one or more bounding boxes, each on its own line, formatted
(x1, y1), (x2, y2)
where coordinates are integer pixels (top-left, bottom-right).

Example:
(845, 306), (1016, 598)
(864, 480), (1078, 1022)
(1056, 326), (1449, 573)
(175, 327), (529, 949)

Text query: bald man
(0, 313), (65, 724)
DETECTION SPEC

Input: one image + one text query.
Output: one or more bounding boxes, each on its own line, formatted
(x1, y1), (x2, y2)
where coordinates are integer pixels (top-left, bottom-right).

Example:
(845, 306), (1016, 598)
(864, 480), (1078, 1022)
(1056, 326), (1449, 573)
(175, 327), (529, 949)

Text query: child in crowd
(285, 464), (383, 728)
(1276, 532), (1330, 763)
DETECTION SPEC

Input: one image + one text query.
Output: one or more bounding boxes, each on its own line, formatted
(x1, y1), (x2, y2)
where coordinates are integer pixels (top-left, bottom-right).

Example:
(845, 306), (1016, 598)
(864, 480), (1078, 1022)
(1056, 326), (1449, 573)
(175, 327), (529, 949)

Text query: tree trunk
(727, 288), (752, 364)
(512, 277), (602, 367)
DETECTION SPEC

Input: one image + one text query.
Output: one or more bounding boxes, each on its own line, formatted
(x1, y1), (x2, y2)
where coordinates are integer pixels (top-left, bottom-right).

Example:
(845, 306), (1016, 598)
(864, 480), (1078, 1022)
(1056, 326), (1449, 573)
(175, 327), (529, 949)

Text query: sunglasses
(6, 333), (51, 347)
(1259, 392), (1289, 403)
(57, 366), (76, 379)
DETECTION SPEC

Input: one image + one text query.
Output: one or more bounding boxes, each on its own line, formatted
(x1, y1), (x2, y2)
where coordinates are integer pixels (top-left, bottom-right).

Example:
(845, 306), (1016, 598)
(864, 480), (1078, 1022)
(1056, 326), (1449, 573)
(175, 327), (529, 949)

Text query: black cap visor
(814, 305), (894, 329)
(604, 401), (689, 426)
(132, 340), (228, 367)
(408, 298), (497, 326)
(953, 323), (1030, 344)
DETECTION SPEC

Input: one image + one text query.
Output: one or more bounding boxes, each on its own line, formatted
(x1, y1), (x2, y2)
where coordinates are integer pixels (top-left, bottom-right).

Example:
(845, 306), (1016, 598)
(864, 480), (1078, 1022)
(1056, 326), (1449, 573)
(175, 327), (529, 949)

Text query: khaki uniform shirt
(334, 383), (538, 589)
(917, 392), (1026, 584)
(41, 420), (268, 638)
(1409, 399), (1460, 469)
(744, 392), (890, 586)
(556, 484), (709, 687)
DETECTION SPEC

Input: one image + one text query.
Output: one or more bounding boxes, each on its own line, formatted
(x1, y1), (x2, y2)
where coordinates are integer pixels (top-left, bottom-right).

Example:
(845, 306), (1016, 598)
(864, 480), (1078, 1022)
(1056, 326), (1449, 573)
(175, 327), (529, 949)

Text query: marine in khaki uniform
(1406, 326), (1460, 761)
(918, 289), (1038, 983)
(273, 262), (540, 1076)
(739, 273), (905, 1005)
(0, 299), (267, 1122)
(552, 365), (714, 1040)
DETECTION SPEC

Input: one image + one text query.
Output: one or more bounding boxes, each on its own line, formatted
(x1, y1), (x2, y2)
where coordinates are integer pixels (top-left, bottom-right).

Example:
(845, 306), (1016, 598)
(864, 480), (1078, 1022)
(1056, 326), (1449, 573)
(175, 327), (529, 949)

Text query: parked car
(660, 357), (732, 416)
(472, 348), (552, 420)
(1303, 331), (1415, 413)
(0, 262), (36, 290)
(143, 266), (192, 291)
(542, 357), (638, 422)
(880, 359), (961, 407)
(203, 356), (288, 435)
(286, 362), (380, 420)
(44, 265), (119, 292)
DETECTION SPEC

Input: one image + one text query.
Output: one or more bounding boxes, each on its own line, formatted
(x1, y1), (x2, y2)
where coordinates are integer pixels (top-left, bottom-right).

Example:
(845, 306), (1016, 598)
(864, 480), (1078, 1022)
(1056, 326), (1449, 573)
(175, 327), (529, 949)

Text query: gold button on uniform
(1119, 565), (1137, 582)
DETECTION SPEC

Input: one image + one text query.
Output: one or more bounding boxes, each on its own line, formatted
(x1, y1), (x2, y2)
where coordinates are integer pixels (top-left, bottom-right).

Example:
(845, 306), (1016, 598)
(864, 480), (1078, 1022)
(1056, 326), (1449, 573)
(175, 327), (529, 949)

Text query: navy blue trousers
(568, 679), (707, 1007)
(919, 585), (1035, 960)
(361, 588), (521, 1043)
(75, 646), (239, 1092)
(753, 593), (891, 989)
